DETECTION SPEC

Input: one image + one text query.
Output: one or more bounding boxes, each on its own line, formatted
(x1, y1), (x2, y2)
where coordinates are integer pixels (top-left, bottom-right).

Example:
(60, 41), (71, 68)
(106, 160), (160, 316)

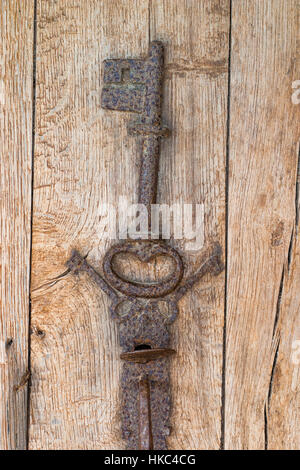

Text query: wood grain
(268, 221), (300, 449)
(151, 0), (229, 449)
(29, 0), (148, 450)
(226, 0), (300, 449)
(268, 3), (300, 446)
(0, 0), (34, 449)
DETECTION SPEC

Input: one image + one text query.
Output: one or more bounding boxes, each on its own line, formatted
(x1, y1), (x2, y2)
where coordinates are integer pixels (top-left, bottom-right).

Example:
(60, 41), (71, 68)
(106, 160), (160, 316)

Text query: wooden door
(1, 0), (299, 450)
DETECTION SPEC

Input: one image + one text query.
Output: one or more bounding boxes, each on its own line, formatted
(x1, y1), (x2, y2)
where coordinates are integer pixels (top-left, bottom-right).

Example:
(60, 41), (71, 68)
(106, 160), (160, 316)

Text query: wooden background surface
(1, 0), (299, 450)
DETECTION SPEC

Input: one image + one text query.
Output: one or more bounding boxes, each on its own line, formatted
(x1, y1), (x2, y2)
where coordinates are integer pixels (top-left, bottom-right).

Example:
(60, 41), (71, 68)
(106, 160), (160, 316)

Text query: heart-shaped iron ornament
(103, 240), (184, 298)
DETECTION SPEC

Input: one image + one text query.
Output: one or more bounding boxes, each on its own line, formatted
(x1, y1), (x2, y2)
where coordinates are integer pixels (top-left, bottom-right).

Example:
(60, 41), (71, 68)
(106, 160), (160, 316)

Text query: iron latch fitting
(67, 42), (223, 450)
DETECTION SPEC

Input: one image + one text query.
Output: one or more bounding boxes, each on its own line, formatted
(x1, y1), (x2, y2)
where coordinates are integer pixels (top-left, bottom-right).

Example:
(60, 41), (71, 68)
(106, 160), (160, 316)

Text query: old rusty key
(67, 42), (224, 450)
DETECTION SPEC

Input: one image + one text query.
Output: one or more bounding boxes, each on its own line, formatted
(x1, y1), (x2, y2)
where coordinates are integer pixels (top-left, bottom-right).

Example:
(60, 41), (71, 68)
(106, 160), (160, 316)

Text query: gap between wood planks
(221, 0), (232, 451)
(265, 142), (300, 450)
(26, 0), (37, 450)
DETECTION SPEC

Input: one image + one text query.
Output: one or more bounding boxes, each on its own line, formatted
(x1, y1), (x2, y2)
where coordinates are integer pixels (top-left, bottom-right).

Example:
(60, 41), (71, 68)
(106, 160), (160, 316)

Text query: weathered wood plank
(267, 3), (300, 449)
(0, 0), (34, 449)
(268, 222), (300, 450)
(226, 0), (300, 449)
(29, 0), (149, 450)
(151, 0), (229, 449)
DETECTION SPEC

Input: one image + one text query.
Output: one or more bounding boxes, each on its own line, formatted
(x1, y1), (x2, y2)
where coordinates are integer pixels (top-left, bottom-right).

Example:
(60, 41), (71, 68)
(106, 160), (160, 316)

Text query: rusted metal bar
(136, 42), (164, 217)
(138, 136), (160, 214)
(120, 348), (176, 364)
(138, 378), (153, 450)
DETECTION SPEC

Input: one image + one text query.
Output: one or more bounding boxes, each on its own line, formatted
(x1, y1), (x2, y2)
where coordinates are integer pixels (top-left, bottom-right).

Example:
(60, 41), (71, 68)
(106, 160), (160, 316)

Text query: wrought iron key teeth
(102, 41), (168, 219)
